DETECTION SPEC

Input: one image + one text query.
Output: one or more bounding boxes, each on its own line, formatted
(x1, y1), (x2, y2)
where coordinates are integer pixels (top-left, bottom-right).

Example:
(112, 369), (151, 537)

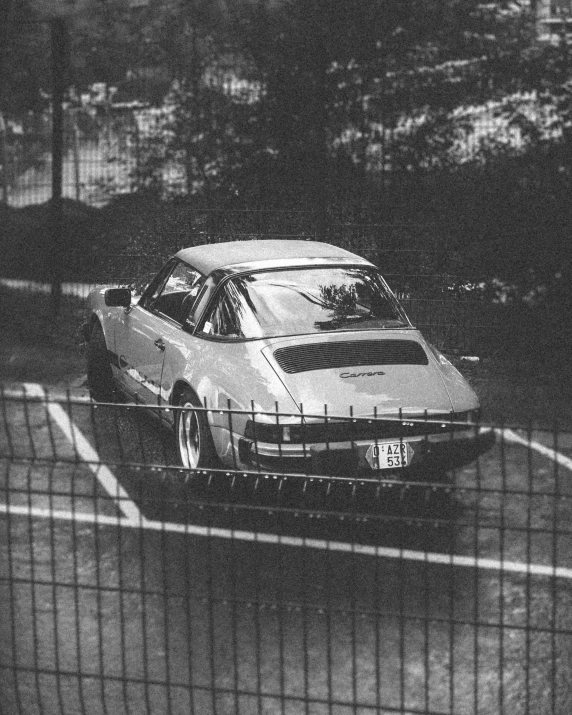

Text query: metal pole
(51, 17), (67, 316)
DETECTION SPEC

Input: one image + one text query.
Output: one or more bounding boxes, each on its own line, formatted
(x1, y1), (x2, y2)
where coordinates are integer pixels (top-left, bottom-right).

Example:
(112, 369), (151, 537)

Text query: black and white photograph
(1, 1), (571, 713)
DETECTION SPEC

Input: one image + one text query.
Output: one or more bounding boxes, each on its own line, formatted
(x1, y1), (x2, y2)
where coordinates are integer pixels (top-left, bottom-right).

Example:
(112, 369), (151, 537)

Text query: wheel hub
(178, 401), (201, 468)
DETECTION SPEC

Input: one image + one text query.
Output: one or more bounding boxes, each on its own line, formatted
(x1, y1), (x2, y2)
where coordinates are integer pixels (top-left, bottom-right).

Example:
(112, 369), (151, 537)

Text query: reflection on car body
(85, 239), (494, 478)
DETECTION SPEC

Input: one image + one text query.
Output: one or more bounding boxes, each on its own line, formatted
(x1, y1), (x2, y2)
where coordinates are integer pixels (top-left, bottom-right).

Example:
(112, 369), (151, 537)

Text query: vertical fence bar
(300, 404), (307, 477)
(22, 394), (37, 463)
(550, 421), (559, 715)
(0, 386), (14, 460)
(499, 419), (507, 712)
(92, 453), (109, 715)
(398, 407), (406, 712)
(116, 504), (131, 715)
(228, 400), (238, 471)
(301, 473), (310, 715)
(206, 508), (218, 715)
(448, 471), (456, 714)
(274, 402), (283, 476)
(525, 420), (533, 715)
(139, 486), (152, 715)
(183, 498), (197, 715)
(25, 461), (45, 715)
(229, 487), (240, 715)
(275, 473), (287, 715)
(473, 414), (483, 714)
(325, 509), (334, 715)
(5, 462), (23, 715)
(48, 456), (66, 715)
(373, 407), (382, 714)
(43, 389), (59, 464)
(70, 455), (87, 715)
(160, 483), (174, 715)
(349, 431), (358, 713)
(65, 389), (80, 464)
(253, 509), (263, 715)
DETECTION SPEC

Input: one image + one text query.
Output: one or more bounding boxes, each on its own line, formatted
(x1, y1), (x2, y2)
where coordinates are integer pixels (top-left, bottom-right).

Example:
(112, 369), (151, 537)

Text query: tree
(229, 1), (537, 217)
(0, 0), (51, 117)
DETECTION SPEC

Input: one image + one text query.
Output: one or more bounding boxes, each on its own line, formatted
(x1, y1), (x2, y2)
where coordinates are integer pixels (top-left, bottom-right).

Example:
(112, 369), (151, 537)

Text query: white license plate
(365, 441), (412, 470)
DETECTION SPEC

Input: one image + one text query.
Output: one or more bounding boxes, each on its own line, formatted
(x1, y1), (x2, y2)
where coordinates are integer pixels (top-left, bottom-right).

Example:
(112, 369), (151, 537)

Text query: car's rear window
(198, 266), (410, 339)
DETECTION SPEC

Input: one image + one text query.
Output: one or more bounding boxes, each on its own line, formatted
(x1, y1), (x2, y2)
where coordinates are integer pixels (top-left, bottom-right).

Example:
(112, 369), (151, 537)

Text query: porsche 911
(84, 240), (493, 478)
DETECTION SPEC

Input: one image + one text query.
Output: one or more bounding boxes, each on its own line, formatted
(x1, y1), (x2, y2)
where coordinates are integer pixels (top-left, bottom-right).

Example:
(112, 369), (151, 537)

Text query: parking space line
(496, 428), (572, 472)
(2, 388), (571, 579)
(0, 503), (133, 526)
(1, 501), (571, 580)
(23, 383), (143, 523)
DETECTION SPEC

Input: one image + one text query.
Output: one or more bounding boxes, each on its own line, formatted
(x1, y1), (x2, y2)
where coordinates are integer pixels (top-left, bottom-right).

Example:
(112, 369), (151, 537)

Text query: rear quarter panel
(162, 335), (300, 457)
(425, 341), (480, 412)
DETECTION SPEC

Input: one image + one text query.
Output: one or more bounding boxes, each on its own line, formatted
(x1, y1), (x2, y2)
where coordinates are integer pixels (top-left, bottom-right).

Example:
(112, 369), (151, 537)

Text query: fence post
(50, 17), (67, 316)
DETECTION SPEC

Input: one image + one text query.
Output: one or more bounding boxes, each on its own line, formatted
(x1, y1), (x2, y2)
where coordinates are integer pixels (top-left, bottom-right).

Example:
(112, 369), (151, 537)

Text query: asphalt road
(1, 388), (572, 715)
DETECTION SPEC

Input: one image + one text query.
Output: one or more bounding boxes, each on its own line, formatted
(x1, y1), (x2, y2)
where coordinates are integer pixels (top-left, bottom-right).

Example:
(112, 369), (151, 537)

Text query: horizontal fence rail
(1, 388), (572, 715)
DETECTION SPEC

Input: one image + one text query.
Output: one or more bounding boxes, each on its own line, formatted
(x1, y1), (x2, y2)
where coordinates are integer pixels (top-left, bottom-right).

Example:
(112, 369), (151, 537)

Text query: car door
(114, 260), (204, 405)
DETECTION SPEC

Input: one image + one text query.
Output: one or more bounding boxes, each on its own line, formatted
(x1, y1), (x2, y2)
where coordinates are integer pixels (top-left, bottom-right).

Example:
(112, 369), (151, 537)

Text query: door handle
(154, 337), (166, 351)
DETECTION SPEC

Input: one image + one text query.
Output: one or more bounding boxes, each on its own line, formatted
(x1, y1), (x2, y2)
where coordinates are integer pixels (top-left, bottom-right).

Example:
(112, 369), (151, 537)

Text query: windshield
(198, 266), (410, 339)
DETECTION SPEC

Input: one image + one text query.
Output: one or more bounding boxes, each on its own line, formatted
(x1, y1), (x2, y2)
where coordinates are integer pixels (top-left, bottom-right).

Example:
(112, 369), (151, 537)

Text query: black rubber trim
(107, 350), (121, 368)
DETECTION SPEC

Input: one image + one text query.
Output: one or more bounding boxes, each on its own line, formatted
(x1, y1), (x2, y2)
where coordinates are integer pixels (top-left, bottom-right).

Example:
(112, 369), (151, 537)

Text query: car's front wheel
(87, 322), (116, 402)
(176, 389), (218, 469)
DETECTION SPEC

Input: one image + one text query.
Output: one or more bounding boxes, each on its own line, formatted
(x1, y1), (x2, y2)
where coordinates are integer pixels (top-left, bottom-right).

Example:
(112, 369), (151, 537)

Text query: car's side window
(146, 261), (204, 324)
(139, 260), (177, 309)
(198, 283), (244, 338)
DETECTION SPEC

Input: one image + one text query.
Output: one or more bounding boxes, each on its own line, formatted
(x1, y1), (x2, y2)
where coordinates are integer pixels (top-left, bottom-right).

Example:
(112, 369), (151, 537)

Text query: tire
(175, 389), (219, 469)
(87, 322), (116, 402)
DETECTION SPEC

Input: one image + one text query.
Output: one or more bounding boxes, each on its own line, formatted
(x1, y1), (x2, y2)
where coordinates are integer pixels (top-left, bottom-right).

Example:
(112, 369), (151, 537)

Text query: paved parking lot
(1, 385), (572, 715)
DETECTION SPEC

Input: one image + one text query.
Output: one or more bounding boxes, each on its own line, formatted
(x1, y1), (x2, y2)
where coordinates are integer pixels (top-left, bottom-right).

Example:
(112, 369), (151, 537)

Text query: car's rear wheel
(87, 322), (116, 402)
(176, 389), (218, 469)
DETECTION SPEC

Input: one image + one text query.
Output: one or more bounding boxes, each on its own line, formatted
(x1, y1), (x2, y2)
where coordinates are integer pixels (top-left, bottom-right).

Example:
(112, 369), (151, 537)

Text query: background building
(537, 0), (572, 41)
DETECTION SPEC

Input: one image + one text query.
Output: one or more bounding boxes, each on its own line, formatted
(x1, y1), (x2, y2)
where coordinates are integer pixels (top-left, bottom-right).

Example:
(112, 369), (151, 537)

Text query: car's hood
(261, 330), (456, 418)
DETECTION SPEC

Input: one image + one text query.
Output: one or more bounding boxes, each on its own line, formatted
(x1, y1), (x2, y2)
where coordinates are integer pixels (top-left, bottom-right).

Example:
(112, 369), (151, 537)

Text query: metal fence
(1, 388), (571, 715)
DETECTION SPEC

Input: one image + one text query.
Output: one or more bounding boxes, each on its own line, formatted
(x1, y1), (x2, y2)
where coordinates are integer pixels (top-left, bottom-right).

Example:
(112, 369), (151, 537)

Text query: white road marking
(0, 503), (132, 525)
(22, 383), (143, 523)
(496, 427), (572, 472)
(1, 501), (571, 580)
(1, 387), (571, 579)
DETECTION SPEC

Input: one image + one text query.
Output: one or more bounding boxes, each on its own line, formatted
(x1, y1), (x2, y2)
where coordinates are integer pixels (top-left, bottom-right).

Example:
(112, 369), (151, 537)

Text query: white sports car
(85, 240), (493, 477)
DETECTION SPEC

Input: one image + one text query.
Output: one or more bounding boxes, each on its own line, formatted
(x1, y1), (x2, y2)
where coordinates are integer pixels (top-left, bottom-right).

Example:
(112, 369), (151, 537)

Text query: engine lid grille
(273, 340), (428, 374)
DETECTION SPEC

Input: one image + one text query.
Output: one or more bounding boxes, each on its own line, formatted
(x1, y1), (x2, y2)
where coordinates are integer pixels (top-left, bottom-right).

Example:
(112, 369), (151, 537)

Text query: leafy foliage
(5, 0), (572, 309)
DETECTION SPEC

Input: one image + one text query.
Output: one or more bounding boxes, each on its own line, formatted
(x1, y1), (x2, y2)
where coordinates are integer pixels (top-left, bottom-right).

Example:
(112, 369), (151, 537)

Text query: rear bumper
(237, 428), (496, 478)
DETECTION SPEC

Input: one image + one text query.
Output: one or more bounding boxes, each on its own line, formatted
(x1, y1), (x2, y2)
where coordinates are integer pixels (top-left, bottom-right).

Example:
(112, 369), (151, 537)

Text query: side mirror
(104, 287), (132, 307)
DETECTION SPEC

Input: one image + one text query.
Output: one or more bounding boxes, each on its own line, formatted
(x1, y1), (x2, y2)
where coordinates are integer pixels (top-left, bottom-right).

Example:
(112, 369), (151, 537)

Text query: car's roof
(175, 240), (372, 275)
